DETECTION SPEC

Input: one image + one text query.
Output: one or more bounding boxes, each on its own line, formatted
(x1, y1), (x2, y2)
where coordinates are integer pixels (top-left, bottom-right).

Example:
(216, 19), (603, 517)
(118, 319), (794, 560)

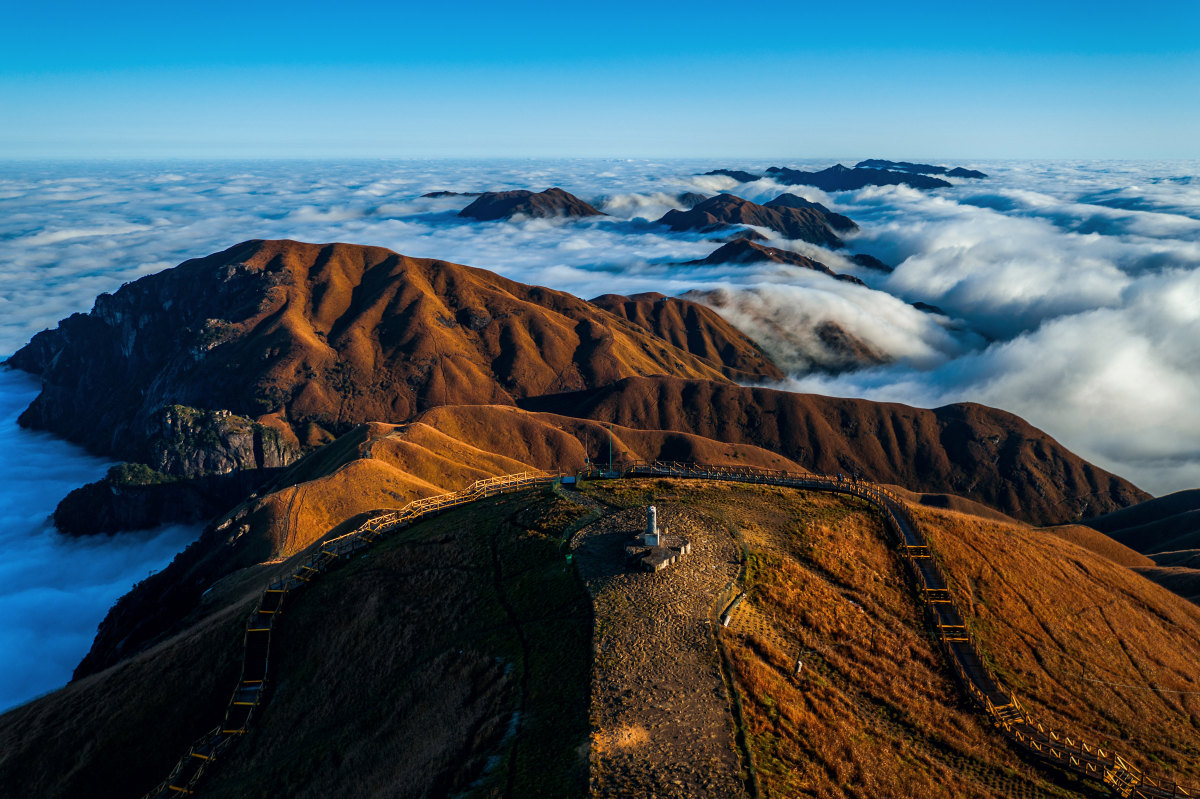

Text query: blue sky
(2, 0), (1198, 158)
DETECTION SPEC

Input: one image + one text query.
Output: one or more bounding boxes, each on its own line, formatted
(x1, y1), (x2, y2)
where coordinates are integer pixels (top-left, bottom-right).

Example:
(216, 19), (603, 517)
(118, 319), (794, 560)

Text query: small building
(625, 505), (691, 572)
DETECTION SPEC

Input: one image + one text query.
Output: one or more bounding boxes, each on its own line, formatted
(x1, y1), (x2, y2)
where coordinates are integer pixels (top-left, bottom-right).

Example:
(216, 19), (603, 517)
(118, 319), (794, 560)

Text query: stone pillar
(646, 505), (659, 545)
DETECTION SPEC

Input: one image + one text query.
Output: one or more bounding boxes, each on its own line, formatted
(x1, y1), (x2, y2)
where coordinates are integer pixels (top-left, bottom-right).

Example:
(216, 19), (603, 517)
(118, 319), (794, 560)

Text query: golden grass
(1041, 523), (1156, 569)
(586, 479), (1200, 797)
(916, 503), (1200, 783)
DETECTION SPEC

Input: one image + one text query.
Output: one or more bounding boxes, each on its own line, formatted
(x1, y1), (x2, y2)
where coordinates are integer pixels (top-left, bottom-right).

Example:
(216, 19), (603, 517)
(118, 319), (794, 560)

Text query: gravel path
(572, 503), (745, 798)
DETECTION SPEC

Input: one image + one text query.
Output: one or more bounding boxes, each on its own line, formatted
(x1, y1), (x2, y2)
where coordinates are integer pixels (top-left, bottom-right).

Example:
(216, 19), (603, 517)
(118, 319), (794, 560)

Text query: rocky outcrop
(767, 164), (952, 191)
(458, 187), (604, 220)
(657, 193), (850, 248)
(145, 405), (295, 477)
(53, 463), (273, 536)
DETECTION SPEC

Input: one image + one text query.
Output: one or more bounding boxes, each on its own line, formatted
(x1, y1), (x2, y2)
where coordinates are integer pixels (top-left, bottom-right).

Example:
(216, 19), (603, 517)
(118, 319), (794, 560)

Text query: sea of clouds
(0, 156), (1197, 708)
(0, 367), (197, 711)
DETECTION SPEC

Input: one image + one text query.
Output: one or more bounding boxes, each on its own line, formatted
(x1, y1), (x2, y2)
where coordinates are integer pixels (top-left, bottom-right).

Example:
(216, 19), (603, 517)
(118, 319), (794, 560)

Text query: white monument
(645, 505), (660, 545)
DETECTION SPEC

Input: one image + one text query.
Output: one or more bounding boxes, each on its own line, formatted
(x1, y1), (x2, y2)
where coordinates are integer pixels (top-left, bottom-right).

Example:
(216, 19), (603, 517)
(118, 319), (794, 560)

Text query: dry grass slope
(918, 503), (1200, 785)
(74, 408), (809, 679)
(5, 474), (1197, 798)
(583, 479), (1200, 798)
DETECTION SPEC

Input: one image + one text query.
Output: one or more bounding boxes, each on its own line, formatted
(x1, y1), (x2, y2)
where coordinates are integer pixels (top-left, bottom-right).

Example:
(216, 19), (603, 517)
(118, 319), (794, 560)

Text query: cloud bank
(0, 368), (197, 711)
(2, 157), (1199, 496)
(2, 156), (1199, 710)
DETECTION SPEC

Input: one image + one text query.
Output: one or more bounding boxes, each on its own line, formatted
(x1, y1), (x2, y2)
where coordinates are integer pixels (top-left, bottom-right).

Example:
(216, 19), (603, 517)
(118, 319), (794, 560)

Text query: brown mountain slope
(8, 239), (779, 474)
(1040, 524), (1156, 570)
(762, 192), (858, 232)
(681, 288), (888, 374)
(518, 376), (1149, 525)
(852, 253), (894, 272)
(73, 406), (806, 678)
(667, 479), (1200, 797)
(1083, 490), (1200, 603)
(657, 193), (848, 248)
(588, 291), (784, 381)
(1085, 489), (1200, 554)
(691, 239), (836, 273)
(458, 187), (604, 220)
(918, 502), (1200, 784)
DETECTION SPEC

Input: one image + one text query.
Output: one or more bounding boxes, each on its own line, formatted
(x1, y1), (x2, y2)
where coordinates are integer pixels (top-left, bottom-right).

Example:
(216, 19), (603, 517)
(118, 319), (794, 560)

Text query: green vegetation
(106, 462), (178, 486)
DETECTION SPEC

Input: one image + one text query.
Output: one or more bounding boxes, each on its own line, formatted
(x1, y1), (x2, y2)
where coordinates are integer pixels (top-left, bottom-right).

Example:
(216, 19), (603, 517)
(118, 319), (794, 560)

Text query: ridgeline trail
(143, 462), (1194, 799)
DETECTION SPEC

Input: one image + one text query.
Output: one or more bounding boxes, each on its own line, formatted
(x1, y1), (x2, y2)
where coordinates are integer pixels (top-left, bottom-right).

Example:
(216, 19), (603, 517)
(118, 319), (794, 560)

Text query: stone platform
(571, 503), (744, 798)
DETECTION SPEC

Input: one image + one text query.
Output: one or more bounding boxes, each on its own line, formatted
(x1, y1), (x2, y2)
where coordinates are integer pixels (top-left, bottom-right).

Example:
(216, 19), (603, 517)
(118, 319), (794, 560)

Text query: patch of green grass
(106, 462), (179, 486)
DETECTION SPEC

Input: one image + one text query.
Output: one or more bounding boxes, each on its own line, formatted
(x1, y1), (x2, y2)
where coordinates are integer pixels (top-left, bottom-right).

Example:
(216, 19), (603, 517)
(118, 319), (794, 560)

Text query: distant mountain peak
(657, 193), (853, 248)
(458, 187), (605, 221)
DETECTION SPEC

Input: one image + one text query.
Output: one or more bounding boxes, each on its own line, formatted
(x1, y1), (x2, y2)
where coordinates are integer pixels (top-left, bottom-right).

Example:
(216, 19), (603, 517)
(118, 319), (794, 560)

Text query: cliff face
(8, 239), (781, 477)
(10, 248), (304, 476)
(53, 462), (272, 537)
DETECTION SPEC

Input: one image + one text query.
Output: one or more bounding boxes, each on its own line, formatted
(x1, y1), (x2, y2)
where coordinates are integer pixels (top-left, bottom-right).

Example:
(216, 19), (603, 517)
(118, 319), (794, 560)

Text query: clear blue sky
(2, 0), (1197, 159)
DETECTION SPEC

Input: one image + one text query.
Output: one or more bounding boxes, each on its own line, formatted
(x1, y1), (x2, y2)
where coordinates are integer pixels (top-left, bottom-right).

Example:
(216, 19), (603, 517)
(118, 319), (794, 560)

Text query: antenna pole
(607, 422), (613, 472)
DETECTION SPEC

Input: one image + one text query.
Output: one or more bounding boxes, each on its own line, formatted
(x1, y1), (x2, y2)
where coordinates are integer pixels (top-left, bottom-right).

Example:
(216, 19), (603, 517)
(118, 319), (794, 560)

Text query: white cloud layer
(2, 158), (1199, 496)
(2, 156), (1200, 709)
(0, 368), (197, 711)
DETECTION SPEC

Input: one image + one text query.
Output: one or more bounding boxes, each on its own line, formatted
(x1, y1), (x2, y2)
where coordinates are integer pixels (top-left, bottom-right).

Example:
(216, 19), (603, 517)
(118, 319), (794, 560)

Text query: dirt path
(572, 503), (744, 798)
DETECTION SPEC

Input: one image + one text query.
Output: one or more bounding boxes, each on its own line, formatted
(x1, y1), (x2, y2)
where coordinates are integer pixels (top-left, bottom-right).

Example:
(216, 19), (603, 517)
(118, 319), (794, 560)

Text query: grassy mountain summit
(3, 473), (1196, 798)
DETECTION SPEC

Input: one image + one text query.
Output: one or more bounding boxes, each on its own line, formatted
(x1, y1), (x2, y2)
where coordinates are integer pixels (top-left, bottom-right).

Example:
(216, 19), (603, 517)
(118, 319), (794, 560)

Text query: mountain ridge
(7, 239), (780, 476)
(658, 193), (850, 248)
